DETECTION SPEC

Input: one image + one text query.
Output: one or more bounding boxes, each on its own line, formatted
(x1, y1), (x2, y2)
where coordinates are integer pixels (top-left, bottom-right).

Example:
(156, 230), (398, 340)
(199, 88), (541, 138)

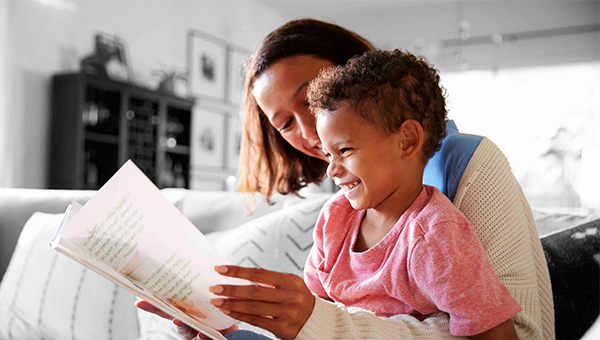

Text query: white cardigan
(296, 137), (555, 340)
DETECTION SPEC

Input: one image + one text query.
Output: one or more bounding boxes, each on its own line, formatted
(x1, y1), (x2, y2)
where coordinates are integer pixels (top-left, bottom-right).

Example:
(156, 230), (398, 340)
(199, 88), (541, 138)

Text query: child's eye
(340, 148), (353, 155)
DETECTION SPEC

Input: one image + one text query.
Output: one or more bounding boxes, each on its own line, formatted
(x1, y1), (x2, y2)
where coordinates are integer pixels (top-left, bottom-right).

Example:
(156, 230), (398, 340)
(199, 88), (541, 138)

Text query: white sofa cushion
(0, 212), (140, 340)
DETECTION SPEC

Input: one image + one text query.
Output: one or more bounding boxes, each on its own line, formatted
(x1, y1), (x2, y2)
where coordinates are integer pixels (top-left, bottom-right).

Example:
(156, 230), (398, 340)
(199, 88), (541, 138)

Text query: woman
(138, 19), (553, 340)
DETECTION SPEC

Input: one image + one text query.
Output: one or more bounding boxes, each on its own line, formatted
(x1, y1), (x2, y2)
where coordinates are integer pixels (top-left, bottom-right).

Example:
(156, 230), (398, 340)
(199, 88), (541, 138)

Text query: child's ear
(398, 120), (424, 159)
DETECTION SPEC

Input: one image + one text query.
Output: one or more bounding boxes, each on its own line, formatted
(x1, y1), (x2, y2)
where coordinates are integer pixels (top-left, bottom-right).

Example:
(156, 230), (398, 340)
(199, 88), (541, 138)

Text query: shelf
(166, 145), (191, 155)
(50, 72), (195, 190)
(85, 132), (119, 144)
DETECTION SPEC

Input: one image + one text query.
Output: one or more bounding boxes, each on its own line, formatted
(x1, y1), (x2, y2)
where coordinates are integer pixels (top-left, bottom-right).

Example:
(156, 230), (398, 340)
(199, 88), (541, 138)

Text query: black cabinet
(50, 72), (194, 189)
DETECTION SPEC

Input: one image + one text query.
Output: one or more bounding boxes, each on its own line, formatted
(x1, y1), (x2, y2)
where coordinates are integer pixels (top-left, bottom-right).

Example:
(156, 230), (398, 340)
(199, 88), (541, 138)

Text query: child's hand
(135, 300), (239, 340)
(210, 265), (316, 340)
(470, 319), (518, 340)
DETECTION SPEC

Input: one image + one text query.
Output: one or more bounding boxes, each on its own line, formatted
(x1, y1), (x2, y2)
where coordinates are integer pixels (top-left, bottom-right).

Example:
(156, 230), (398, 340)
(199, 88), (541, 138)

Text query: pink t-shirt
(304, 185), (522, 336)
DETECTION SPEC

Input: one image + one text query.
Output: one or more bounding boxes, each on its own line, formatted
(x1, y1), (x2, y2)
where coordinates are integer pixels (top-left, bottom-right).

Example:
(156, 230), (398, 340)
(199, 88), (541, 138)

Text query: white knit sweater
(295, 137), (555, 340)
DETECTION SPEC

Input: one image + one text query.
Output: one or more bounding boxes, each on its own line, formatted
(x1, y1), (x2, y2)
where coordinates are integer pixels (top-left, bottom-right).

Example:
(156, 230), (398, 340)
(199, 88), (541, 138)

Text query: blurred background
(0, 0), (598, 215)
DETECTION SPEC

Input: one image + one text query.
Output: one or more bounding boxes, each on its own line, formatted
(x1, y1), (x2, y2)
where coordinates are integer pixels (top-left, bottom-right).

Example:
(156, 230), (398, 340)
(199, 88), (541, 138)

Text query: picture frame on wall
(226, 45), (251, 104)
(225, 112), (242, 170)
(191, 105), (226, 171)
(187, 30), (227, 101)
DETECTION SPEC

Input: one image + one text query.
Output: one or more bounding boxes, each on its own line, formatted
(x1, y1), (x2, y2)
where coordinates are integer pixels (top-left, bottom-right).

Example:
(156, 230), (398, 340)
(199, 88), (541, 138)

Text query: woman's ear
(398, 120), (424, 159)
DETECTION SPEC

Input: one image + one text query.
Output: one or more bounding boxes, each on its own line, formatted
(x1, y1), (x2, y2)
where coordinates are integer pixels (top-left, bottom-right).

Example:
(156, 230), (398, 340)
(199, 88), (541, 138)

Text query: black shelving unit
(50, 72), (195, 190)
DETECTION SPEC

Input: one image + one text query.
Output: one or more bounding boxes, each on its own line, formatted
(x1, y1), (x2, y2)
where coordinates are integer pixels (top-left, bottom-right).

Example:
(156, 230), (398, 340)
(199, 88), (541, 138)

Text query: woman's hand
(209, 265), (315, 340)
(134, 300), (239, 340)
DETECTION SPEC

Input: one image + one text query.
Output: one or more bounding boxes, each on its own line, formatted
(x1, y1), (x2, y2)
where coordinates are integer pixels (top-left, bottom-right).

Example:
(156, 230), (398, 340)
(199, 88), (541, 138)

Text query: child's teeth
(343, 181), (359, 191)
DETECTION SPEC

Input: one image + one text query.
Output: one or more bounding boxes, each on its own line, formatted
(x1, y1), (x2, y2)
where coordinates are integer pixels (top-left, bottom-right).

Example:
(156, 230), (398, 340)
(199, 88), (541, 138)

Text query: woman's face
(252, 55), (333, 162)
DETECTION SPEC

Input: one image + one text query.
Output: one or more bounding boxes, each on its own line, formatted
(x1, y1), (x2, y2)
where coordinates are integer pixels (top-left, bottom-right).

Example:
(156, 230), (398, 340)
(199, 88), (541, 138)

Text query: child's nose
(326, 158), (342, 179)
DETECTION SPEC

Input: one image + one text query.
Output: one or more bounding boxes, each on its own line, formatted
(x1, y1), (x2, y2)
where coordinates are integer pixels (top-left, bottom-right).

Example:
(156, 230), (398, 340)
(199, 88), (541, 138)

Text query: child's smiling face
(317, 103), (411, 211)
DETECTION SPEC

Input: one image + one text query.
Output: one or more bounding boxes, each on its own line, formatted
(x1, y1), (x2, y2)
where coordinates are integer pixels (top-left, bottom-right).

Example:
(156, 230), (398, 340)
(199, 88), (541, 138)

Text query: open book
(51, 160), (247, 340)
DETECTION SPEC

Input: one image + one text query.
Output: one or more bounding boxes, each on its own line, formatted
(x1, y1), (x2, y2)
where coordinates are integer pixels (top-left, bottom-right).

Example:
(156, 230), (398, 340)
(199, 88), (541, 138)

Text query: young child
(304, 49), (522, 339)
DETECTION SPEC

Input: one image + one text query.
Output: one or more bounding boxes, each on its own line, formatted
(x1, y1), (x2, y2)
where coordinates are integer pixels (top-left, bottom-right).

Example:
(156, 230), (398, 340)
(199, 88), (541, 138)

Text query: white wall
(0, 0), (11, 187)
(0, 0), (286, 188)
(257, 0), (600, 72)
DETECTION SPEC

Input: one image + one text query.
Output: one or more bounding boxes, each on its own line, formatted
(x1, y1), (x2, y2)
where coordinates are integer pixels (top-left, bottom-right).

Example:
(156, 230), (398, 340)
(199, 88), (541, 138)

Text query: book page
(51, 160), (247, 340)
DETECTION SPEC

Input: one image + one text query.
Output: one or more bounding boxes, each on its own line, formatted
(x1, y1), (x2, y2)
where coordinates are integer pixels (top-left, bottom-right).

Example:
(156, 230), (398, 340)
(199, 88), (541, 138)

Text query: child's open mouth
(339, 180), (361, 193)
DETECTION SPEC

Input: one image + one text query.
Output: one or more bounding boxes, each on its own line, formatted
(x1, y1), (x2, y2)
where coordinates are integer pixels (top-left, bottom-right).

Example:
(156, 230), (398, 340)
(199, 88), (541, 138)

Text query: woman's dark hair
(238, 19), (375, 202)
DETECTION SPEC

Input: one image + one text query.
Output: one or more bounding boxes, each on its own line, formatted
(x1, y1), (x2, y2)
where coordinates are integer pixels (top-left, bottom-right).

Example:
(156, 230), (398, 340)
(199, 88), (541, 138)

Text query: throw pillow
(136, 300), (181, 340)
(0, 212), (140, 340)
(210, 193), (332, 279)
(541, 217), (600, 340)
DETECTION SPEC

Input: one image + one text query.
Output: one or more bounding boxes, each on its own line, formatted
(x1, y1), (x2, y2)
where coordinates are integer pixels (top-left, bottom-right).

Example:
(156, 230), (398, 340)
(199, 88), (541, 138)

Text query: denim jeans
(223, 329), (273, 340)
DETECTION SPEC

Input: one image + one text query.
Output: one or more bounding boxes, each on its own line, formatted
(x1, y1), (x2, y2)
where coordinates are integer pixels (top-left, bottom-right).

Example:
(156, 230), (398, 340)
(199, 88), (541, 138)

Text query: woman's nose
(296, 111), (319, 141)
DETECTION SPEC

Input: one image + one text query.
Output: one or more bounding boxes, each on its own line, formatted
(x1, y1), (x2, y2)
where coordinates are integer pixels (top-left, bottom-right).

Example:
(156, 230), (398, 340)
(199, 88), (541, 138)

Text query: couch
(0, 187), (598, 339)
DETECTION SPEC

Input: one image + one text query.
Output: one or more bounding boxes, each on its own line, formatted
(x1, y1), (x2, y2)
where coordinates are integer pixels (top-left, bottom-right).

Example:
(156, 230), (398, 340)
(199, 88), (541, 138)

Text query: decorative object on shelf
(165, 116), (186, 148)
(187, 30), (227, 101)
(82, 101), (112, 128)
(226, 45), (251, 104)
(191, 106), (226, 171)
(80, 33), (133, 81)
(152, 67), (188, 96)
(84, 149), (99, 188)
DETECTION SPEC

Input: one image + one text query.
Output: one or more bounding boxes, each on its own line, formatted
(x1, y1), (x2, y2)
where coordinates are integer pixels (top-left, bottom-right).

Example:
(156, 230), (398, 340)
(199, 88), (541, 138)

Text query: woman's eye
(279, 119), (293, 132)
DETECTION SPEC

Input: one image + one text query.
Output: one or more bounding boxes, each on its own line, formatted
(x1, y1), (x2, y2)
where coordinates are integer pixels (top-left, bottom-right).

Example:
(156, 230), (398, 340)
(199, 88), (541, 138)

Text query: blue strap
(423, 120), (483, 202)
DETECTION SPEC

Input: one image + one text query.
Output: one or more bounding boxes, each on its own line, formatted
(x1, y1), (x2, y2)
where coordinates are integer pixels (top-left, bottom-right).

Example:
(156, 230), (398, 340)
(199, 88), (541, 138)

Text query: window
(441, 62), (600, 214)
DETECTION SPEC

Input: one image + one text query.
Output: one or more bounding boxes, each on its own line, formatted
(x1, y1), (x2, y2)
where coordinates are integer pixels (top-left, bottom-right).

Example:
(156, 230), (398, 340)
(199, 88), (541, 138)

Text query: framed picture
(225, 112), (243, 170)
(187, 30), (227, 101)
(191, 106), (226, 171)
(226, 45), (251, 103)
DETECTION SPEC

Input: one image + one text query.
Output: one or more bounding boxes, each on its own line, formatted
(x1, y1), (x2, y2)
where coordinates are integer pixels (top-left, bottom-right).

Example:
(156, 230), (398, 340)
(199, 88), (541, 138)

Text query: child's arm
(470, 319), (518, 340)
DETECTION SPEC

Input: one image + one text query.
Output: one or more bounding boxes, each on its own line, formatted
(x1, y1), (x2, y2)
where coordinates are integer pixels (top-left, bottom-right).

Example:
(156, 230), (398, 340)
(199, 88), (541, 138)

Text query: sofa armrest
(0, 188), (95, 281)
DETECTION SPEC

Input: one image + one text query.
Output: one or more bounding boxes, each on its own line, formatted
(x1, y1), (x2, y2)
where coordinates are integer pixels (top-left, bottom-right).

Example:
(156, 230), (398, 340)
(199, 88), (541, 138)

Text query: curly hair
(308, 49), (448, 160)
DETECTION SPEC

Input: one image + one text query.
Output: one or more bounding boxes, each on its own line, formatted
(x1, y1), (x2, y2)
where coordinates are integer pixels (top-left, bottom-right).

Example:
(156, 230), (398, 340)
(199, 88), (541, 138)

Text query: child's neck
(354, 180), (424, 252)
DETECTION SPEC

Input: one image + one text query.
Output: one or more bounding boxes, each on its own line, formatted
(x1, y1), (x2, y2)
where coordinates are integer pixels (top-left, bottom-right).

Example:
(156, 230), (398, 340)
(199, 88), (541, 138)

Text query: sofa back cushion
(168, 188), (332, 234)
(0, 188), (186, 282)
